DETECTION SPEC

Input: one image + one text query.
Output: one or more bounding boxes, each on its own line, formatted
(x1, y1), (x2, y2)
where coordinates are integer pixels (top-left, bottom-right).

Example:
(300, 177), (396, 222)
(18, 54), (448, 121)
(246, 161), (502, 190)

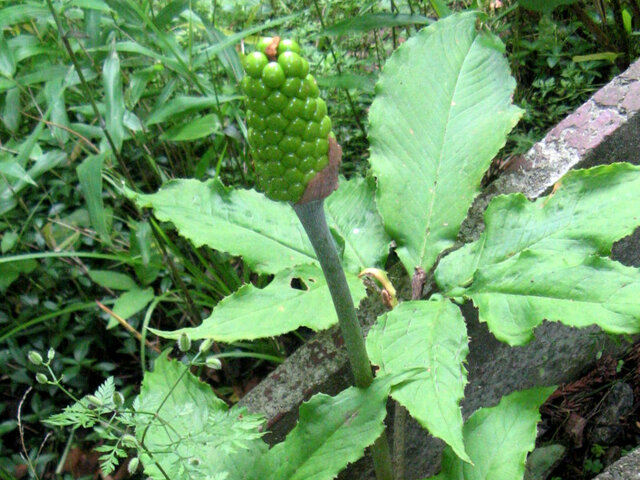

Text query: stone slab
(240, 58), (640, 479)
(595, 448), (640, 480)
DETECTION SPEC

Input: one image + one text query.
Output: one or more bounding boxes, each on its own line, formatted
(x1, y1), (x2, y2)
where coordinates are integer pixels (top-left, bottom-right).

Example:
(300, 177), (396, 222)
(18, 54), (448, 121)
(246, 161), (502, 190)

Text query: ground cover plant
(27, 8), (640, 480)
(3, 0), (640, 478)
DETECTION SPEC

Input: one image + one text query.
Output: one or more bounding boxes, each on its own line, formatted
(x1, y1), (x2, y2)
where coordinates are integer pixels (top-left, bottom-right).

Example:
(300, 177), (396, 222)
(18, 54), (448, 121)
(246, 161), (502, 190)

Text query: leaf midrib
(419, 33), (479, 268)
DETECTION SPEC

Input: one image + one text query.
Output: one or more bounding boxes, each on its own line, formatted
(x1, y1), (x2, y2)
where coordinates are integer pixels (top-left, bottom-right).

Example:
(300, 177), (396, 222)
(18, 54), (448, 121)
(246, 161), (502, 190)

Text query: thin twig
(17, 387), (39, 480)
(96, 300), (162, 353)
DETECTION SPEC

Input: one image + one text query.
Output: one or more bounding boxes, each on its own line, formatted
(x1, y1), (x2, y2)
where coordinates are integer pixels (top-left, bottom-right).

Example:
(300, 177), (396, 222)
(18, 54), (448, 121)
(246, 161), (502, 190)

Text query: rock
(594, 448), (640, 480)
(589, 382), (634, 445)
(525, 444), (566, 480)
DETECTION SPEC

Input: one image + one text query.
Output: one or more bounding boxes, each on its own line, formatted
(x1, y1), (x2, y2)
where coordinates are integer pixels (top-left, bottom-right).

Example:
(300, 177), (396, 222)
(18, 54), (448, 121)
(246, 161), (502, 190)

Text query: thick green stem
(293, 199), (393, 480)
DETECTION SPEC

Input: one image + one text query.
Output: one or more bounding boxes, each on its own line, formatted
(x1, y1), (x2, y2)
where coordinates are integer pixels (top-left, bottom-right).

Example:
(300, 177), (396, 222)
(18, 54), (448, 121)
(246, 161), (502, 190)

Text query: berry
(262, 62), (285, 88)
(242, 37), (335, 202)
(277, 39), (301, 55)
(244, 52), (268, 79)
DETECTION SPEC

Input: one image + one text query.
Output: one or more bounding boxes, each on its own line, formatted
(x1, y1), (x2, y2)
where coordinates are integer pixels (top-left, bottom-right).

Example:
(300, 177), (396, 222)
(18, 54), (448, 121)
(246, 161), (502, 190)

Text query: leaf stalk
(293, 199), (393, 480)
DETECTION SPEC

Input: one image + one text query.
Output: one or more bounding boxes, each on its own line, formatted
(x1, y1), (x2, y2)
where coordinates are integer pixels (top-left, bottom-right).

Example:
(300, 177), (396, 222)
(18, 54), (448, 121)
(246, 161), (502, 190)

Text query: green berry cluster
(242, 37), (333, 202)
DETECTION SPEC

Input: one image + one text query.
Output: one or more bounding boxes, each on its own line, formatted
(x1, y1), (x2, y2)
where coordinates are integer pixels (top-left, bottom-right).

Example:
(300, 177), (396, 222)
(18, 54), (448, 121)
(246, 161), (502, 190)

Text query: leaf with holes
(149, 264), (366, 342)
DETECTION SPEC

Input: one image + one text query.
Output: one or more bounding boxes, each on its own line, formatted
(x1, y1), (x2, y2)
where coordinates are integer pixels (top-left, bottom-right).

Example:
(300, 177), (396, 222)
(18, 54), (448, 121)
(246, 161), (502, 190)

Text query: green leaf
(103, 44), (125, 151)
(109, 288), (154, 329)
(145, 95), (238, 126)
(0, 33), (16, 77)
(126, 178), (317, 274)
(428, 0), (452, 17)
(428, 387), (556, 480)
(436, 164), (640, 295)
(254, 376), (392, 480)
(366, 300), (470, 463)
(466, 252), (640, 346)
(518, 0), (579, 13)
(76, 152), (111, 245)
(154, 0), (189, 28)
(0, 158), (35, 184)
(322, 13), (432, 36)
(2, 88), (20, 132)
(45, 79), (70, 145)
(325, 176), (390, 272)
(0, 4), (50, 29)
(0, 259), (37, 292)
(150, 264), (366, 342)
(316, 73), (376, 93)
(159, 113), (220, 141)
(88, 269), (137, 290)
(368, 12), (521, 274)
(135, 353), (266, 480)
(1, 231), (18, 253)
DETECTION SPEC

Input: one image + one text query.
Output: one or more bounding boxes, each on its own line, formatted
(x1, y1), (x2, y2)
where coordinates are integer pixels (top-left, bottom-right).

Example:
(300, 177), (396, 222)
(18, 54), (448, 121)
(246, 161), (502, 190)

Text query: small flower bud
(177, 333), (191, 352)
(47, 348), (55, 361)
(127, 457), (139, 474)
(121, 434), (138, 448)
(205, 356), (222, 370)
(198, 339), (214, 354)
(86, 395), (103, 407)
(28, 351), (43, 366)
(113, 391), (125, 407)
(35, 373), (48, 384)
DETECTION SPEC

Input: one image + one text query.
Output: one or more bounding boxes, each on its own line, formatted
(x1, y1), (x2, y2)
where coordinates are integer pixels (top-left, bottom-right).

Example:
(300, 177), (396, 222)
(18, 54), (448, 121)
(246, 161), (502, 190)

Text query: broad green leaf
(160, 113), (220, 141)
(76, 152), (111, 245)
(127, 178), (317, 274)
(102, 45), (125, 151)
(428, 387), (556, 480)
(322, 13), (432, 36)
(0, 33), (16, 77)
(366, 300), (470, 463)
(88, 269), (137, 290)
(150, 264), (366, 342)
(325, 177), (390, 272)
(145, 95), (238, 126)
(254, 376), (392, 480)
(368, 12), (521, 274)
(436, 164), (640, 295)
(465, 252), (640, 345)
(135, 353), (266, 480)
(109, 288), (154, 329)
(518, 0), (579, 13)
